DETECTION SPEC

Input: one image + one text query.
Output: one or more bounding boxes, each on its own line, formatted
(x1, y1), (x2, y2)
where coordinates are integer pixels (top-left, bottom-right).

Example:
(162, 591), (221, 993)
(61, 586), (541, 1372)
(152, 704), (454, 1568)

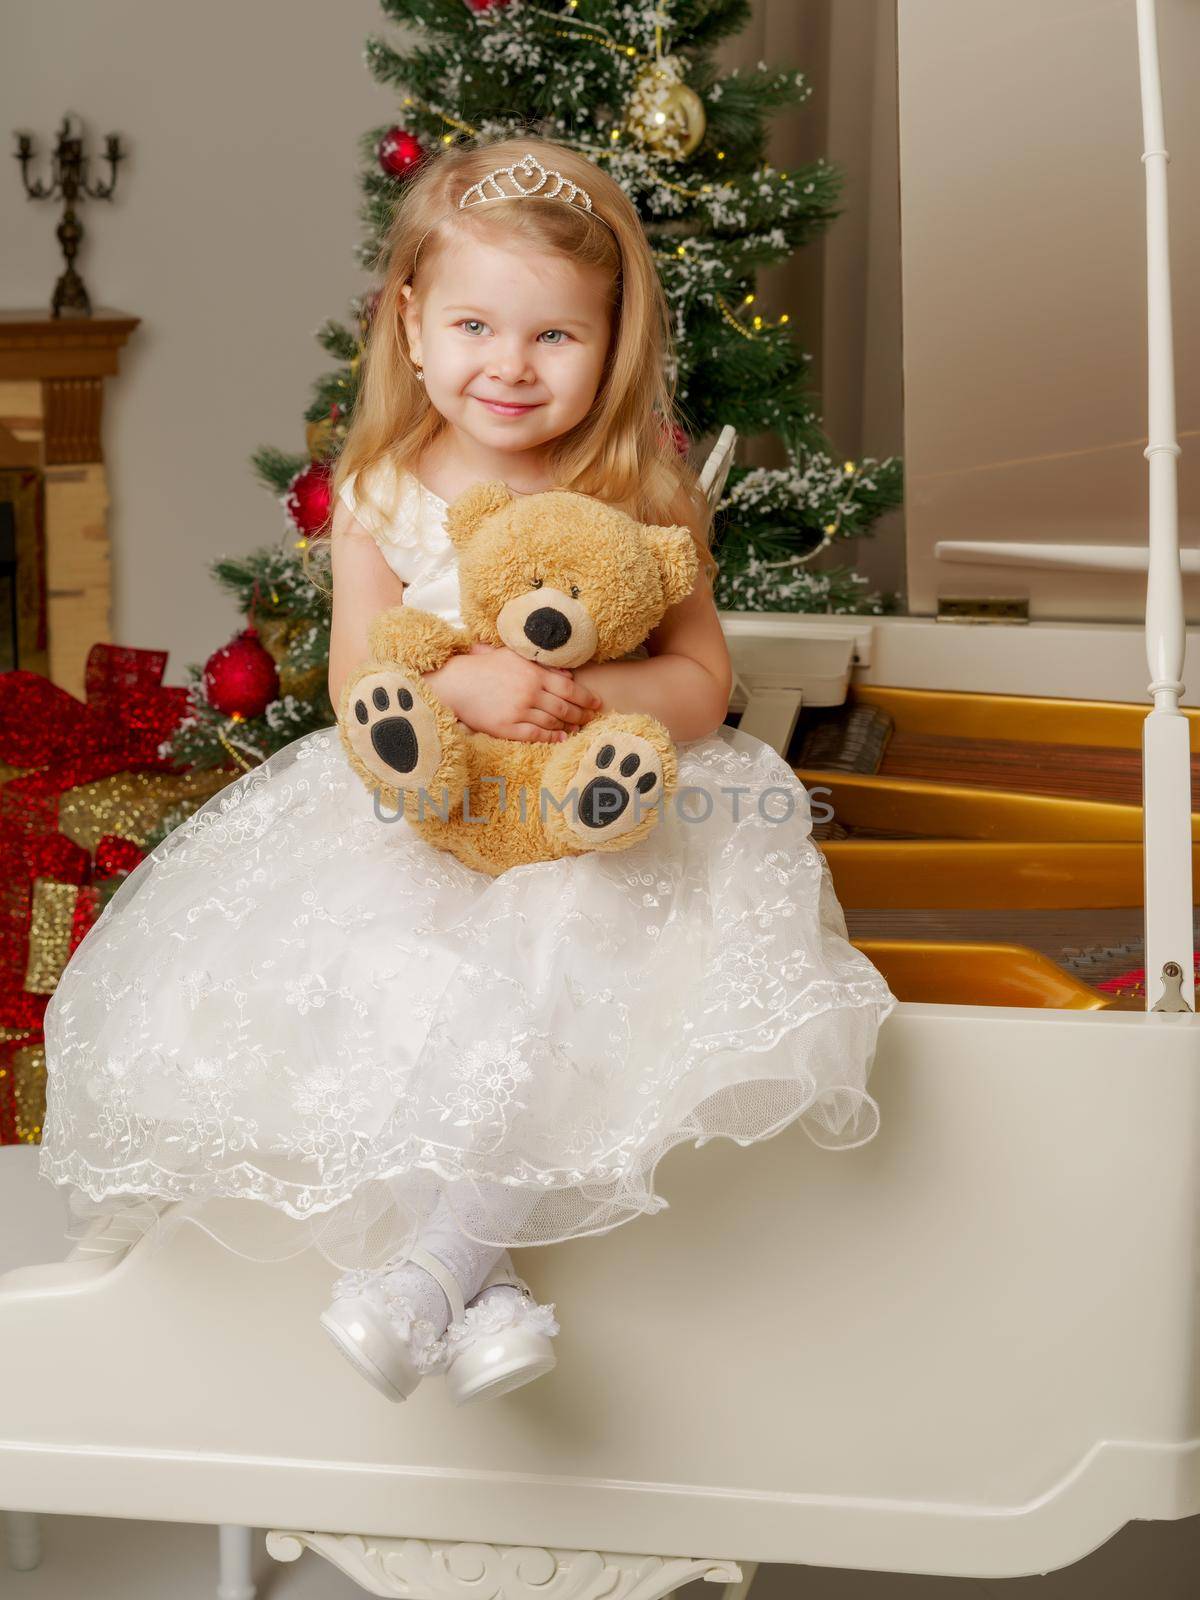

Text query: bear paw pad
(563, 731), (664, 844)
(343, 669), (444, 794)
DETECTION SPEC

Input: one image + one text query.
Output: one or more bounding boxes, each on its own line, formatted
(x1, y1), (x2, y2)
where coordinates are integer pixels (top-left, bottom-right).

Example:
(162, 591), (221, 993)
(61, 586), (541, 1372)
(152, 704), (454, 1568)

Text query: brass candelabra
(13, 112), (125, 317)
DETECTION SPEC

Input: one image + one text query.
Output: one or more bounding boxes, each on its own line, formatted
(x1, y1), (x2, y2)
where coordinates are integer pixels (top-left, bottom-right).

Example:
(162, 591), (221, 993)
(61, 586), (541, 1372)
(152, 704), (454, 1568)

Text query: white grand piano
(2, 3), (1196, 1596)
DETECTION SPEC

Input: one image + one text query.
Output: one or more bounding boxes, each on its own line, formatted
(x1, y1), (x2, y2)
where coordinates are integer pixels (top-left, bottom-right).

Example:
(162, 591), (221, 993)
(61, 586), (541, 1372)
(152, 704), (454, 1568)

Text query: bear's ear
(444, 480), (514, 548)
(644, 523), (701, 609)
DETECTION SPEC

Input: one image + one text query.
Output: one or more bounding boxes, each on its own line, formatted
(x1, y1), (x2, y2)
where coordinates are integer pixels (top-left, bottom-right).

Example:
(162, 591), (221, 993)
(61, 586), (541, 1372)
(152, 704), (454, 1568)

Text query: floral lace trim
(443, 1288), (560, 1352)
(38, 1012), (888, 1219)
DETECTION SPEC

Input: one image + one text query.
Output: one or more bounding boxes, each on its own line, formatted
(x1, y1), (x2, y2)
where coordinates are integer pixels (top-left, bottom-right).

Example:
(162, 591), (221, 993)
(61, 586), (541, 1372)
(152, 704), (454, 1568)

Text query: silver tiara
(458, 152), (599, 218)
(409, 152), (616, 276)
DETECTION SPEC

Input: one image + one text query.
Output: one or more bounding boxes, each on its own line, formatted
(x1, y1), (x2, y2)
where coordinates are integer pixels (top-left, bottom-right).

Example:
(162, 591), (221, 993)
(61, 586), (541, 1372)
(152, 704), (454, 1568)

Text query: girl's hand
(423, 642), (604, 743)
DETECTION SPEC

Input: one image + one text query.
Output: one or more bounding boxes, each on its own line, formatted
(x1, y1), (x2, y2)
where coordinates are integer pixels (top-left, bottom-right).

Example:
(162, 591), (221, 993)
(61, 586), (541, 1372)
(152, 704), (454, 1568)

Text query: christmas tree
(162, 0), (903, 786)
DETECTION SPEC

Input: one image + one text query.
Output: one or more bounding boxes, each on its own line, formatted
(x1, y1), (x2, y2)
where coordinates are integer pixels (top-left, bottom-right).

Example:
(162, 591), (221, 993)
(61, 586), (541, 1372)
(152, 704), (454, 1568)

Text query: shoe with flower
(441, 1251), (559, 1407)
(319, 1245), (456, 1402)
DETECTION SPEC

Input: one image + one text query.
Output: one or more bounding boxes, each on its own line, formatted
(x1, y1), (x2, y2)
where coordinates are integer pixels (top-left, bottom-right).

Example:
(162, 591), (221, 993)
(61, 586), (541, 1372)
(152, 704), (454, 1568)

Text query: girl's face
(400, 232), (614, 455)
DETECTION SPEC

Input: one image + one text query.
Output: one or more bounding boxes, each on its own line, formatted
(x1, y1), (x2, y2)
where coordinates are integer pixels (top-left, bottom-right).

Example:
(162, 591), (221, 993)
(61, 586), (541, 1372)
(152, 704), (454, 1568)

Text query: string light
(541, 4), (663, 68)
(606, 161), (716, 200)
(714, 295), (756, 340)
(217, 728), (259, 772)
(396, 90), (479, 139)
(544, 4), (654, 64)
(713, 293), (794, 341)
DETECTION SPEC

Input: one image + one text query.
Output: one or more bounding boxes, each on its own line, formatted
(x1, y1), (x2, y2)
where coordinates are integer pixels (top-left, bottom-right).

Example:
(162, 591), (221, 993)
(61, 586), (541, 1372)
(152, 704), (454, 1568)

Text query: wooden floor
(880, 731), (1200, 808)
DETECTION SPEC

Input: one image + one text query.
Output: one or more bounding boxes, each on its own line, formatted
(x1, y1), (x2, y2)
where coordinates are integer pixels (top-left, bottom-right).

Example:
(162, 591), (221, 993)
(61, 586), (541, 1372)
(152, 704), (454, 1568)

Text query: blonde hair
(323, 133), (718, 593)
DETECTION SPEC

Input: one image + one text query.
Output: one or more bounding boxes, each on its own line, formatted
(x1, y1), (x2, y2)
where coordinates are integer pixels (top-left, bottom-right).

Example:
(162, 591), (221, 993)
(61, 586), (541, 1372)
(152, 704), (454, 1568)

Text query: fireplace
(0, 308), (139, 697)
(0, 467), (47, 675)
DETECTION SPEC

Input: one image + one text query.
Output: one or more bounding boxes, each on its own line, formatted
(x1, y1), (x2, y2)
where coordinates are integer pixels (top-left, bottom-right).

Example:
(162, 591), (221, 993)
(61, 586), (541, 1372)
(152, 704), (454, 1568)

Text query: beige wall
(1, 0), (395, 685)
(898, 0), (1200, 620)
(0, 2), (899, 684)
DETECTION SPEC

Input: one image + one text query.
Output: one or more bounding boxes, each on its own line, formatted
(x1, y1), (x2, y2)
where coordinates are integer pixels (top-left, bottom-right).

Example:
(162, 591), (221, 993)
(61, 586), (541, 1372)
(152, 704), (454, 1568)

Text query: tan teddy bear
(337, 480), (699, 877)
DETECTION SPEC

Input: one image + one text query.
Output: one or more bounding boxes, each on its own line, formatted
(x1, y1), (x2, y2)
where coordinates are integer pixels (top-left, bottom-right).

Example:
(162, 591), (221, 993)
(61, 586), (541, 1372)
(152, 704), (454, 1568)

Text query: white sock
(329, 1182), (548, 1370)
(374, 1190), (505, 1339)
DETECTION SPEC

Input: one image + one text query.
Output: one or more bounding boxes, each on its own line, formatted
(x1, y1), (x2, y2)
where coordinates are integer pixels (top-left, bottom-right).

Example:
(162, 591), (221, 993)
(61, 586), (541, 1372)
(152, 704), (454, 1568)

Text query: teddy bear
(336, 480), (700, 878)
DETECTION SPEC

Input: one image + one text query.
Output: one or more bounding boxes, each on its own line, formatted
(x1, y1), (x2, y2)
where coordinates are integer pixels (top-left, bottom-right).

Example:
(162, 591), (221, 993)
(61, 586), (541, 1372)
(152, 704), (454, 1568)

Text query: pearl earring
(413, 363), (425, 383)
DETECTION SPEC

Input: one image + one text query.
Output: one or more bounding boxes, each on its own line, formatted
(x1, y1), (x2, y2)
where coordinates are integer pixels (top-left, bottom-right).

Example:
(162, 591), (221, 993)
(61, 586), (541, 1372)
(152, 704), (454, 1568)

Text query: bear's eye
(569, 585), (580, 599)
(531, 577), (543, 589)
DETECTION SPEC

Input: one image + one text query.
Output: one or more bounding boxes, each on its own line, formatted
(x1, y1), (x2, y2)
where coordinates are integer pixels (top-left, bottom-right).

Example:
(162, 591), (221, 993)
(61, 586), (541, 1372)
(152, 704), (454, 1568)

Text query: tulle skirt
(39, 721), (898, 1271)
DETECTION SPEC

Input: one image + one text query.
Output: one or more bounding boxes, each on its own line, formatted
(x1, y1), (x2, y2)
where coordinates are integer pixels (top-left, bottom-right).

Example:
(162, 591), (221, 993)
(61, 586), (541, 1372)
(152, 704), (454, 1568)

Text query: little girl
(39, 137), (897, 1407)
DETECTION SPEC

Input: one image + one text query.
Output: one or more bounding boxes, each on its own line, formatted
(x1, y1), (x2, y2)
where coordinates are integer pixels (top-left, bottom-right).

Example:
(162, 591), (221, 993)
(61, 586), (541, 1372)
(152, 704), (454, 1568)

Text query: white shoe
(441, 1252), (559, 1407)
(319, 1244), (455, 1403)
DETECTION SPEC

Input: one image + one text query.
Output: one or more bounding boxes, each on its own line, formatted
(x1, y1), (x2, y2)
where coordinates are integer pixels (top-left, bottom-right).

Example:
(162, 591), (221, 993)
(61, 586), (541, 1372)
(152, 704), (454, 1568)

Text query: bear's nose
(524, 606), (572, 651)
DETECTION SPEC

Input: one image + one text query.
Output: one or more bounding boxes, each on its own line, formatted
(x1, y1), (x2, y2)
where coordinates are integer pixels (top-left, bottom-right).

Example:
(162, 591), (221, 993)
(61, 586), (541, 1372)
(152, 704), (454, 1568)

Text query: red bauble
(284, 459), (332, 536)
(378, 127), (425, 179)
(464, 0), (513, 10)
(203, 628), (280, 720)
(660, 419), (690, 456)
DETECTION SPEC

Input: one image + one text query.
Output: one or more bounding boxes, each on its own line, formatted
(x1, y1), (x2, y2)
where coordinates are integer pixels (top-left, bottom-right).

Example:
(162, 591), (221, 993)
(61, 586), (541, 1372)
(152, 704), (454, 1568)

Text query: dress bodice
(339, 458), (464, 626)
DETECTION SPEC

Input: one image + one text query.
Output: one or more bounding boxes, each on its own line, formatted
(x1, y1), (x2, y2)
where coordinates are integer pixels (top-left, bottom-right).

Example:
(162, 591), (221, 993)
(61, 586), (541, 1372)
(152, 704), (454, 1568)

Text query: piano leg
(266, 1531), (743, 1598)
(217, 1523), (256, 1600)
(663, 1561), (759, 1600)
(720, 1559), (759, 1600)
(3, 1510), (41, 1571)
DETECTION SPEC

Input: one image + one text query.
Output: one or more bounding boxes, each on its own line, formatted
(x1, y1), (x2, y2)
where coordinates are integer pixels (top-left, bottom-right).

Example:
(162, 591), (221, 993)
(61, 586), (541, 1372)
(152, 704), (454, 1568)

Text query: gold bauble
(627, 61), (706, 161)
(256, 616), (291, 664)
(281, 658), (327, 704)
(258, 615), (327, 704)
(305, 414), (342, 460)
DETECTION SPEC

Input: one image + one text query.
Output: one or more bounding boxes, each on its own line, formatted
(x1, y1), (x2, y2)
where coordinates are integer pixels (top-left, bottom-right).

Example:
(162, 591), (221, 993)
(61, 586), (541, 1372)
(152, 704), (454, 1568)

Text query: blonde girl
(40, 135), (896, 1408)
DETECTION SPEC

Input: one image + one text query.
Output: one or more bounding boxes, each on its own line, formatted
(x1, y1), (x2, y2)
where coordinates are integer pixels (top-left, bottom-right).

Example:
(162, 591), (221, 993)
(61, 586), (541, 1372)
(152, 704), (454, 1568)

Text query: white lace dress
(39, 463), (899, 1271)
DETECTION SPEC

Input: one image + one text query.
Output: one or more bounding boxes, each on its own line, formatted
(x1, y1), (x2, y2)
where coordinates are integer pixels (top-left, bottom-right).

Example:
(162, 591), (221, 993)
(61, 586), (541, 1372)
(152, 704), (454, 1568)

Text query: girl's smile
(472, 396), (544, 417)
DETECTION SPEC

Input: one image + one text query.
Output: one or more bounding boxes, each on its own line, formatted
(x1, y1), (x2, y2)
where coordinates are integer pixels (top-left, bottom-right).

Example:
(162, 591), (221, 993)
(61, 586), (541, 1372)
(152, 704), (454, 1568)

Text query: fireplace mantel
(0, 307), (140, 693)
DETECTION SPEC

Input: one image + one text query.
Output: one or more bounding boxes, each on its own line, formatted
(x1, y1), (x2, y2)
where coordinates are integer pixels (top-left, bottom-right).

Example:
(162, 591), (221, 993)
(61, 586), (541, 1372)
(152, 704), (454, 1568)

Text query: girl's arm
(327, 495), (408, 711)
(571, 496), (733, 742)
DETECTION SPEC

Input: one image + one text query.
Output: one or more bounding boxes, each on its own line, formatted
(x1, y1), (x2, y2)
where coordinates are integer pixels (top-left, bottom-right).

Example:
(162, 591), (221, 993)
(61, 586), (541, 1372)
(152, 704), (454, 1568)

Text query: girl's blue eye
(455, 321), (570, 344)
